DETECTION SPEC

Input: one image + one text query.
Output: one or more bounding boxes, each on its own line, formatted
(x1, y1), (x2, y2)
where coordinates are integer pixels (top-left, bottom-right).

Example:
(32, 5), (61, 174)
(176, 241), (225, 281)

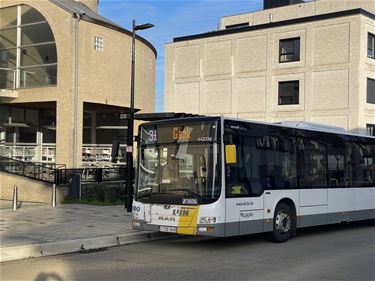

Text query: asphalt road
(1, 222), (374, 281)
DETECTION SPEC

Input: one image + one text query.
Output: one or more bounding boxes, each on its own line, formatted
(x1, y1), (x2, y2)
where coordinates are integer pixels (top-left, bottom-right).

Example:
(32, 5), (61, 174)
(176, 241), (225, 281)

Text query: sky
(99, 0), (264, 112)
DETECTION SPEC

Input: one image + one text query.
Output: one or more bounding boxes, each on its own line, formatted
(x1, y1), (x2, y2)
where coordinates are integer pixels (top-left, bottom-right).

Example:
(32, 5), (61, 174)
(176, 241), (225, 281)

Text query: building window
(368, 33), (375, 59)
(94, 36), (104, 52)
(279, 37), (300, 63)
(278, 81), (299, 105)
(225, 22), (249, 29)
(367, 78), (375, 104)
(0, 5), (57, 89)
(366, 124), (375, 136)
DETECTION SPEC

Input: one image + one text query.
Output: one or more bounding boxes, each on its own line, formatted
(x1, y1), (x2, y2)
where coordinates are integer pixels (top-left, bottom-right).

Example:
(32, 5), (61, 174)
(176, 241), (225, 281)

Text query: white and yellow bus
(132, 117), (375, 242)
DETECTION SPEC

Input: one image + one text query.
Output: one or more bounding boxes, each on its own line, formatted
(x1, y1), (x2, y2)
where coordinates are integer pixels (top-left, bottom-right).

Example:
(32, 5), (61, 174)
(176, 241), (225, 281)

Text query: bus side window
(298, 138), (326, 188)
(327, 140), (345, 188)
(225, 134), (265, 197)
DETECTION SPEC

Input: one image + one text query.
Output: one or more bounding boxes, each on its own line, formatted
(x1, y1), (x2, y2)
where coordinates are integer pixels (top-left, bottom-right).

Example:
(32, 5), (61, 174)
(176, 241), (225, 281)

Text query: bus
(132, 116), (375, 242)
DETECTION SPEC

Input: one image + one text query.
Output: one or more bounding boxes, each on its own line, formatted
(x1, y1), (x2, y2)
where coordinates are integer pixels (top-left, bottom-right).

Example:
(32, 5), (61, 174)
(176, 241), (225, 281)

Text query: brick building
(164, 0), (375, 135)
(0, 0), (156, 168)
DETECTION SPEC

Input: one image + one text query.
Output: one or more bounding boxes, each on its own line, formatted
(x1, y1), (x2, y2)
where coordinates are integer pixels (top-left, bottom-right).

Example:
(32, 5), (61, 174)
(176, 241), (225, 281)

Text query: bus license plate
(160, 226), (177, 233)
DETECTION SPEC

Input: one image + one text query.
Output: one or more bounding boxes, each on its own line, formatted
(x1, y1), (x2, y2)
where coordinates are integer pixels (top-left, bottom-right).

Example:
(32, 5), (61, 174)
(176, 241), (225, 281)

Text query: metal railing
(82, 144), (126, 165)
(58, 166), (126, 185)
(0, 155), (126, 185)
(0, 155), (57, 183)
(0, 144), (56, 163)
(0, 67), (16, 90)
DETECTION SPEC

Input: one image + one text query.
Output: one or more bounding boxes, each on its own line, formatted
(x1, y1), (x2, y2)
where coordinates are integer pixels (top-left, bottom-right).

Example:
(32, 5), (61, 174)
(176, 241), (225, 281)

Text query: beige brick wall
(165, 11), (374, 134)
(0, 172), (69, 204)
(1, 0), (156, 167)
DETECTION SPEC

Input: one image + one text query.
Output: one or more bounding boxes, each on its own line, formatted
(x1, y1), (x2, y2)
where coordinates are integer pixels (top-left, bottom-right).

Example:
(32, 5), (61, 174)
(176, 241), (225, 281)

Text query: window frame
(279, 37), (300, 63)
(278, 80), (300, 105)
(366, 124), (375, 136)
(0, 4), (57, 89)
(367, 77), (375, 104)
(368, 32), (375, 59)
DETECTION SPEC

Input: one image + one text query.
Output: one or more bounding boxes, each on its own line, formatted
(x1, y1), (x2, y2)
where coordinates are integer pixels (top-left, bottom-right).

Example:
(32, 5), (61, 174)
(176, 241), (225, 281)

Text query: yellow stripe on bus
(177, 206), (200, 235)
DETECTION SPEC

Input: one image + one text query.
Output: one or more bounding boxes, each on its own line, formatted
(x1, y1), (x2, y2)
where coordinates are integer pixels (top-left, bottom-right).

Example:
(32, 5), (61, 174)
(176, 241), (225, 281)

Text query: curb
(0, 232), (177, 263)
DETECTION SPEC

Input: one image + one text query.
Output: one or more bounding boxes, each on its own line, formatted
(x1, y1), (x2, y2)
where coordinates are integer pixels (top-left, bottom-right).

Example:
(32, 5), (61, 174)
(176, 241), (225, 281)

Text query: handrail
(0, 155), (56, 184)
(0, 156), (126, 185)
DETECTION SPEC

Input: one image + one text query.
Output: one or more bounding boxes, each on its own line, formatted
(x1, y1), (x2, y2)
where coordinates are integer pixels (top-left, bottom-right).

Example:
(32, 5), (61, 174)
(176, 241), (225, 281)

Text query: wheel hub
(275, 210), (291, 234)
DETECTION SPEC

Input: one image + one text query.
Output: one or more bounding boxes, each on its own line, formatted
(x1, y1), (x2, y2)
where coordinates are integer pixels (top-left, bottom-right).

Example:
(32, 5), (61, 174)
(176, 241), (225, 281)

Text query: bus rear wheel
(269, 202), (295, 243)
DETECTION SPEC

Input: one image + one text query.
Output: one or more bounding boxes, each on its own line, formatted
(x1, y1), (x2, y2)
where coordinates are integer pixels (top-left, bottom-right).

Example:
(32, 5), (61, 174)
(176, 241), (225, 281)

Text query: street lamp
(126, 19), (154, 212)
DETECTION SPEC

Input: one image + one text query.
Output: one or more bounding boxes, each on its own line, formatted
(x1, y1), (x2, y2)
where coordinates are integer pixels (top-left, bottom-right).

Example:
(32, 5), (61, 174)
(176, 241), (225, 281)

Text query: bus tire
(269, 202), (295, 243)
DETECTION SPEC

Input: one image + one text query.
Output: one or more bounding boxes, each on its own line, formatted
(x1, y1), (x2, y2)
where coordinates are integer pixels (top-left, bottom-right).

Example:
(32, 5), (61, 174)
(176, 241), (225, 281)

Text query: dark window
(279, 37), (300, 63)
(17, 127), (37, 143)
(278, 81), (299, 105)
(368, 33), (375, 59)
(0, 28), (17, 49)
(367, 78), (375, 104)
(21, 5), (46, 25)
(348, 142), (374, 187)
(224, 122), (298, 196)
(327, 141), (346, 187)
(366, 124), (375, 136)
(21, 22), (55, 45)
(298, 138), (326, 188)
(263, 130), (298, 189)
(225, 22), (249, 29)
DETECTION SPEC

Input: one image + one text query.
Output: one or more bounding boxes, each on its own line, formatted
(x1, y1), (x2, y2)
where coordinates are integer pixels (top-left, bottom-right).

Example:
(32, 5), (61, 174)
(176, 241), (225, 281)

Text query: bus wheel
(270, 202), (295, 243)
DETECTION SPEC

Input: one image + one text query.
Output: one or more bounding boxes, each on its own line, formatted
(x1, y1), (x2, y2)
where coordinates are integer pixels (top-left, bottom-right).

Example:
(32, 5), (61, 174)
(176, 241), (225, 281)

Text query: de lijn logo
(172, 208), (190, 216)
(132, 206), (141, 212)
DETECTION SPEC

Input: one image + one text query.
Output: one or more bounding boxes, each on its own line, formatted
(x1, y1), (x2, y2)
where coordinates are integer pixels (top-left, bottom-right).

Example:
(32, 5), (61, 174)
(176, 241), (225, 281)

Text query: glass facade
(0, 5), (57, 89)
(0, 105), (56, 163)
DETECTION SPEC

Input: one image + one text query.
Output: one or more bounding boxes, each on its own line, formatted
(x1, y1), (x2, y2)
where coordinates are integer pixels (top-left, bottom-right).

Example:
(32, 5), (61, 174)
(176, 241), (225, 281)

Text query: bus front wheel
(269, 202), (295, 243)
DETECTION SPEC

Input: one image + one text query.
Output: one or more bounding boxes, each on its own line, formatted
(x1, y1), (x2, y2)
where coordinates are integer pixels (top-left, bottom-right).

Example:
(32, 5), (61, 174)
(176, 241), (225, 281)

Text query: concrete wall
(0, 172), (68, 204)
(165, 11), (374, 134)
(360, 14), (375, 135)
(220, 0), (375, 29)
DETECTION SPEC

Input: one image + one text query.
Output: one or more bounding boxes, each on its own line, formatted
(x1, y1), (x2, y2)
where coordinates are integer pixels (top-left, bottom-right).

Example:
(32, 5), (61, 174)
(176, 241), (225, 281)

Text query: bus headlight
(199, 217), (216, 224)
(132, 212), (139, 219)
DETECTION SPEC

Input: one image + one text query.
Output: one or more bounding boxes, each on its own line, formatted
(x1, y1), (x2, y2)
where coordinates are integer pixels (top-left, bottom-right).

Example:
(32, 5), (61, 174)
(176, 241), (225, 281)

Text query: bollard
(12, 185), (18, 211)
(51, 184), (56, 208)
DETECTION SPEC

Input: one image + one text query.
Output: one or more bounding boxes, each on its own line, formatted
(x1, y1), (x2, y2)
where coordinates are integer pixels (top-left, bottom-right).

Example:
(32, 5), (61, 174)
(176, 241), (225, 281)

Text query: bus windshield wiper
(168, 188), (202, 199)
(136, 191), (156, 199)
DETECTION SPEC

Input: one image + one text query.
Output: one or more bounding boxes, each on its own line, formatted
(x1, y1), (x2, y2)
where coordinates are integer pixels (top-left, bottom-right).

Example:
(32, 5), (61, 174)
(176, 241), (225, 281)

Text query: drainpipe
(73, 12), (83, 168)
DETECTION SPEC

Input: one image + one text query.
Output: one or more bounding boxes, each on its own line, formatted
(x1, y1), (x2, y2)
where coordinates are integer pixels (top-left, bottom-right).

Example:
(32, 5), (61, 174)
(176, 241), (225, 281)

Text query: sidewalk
(0, 200), (172, 262)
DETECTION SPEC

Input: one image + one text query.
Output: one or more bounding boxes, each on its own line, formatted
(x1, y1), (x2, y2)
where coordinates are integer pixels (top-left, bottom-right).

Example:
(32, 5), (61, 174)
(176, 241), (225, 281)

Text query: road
(1, 222), (374, 281)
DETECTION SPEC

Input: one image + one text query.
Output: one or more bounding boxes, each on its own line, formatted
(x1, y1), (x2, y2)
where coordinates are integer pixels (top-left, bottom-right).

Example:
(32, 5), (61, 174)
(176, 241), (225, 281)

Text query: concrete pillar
(56, 99), (83, 168)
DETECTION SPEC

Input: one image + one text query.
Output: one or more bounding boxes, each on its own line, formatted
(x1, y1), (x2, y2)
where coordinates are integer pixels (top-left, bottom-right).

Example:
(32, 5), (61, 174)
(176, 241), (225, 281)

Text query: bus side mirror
(225, 144), (237, 164)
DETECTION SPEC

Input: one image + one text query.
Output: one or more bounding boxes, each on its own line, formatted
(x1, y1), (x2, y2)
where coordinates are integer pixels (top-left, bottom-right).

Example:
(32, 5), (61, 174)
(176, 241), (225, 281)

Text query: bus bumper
(132, 220), (225, 237)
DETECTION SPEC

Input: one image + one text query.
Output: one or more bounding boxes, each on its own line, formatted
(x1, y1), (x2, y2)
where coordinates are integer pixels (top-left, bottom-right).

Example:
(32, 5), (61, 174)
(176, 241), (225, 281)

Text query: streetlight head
(134, 23), (154, 31)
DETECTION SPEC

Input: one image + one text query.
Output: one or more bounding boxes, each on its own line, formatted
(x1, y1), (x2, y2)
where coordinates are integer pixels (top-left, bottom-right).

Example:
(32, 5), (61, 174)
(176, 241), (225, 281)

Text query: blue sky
(99, 0), (263, 112)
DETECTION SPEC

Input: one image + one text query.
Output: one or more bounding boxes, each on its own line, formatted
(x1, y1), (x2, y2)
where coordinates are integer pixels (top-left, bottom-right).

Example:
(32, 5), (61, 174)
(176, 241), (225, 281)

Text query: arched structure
(0, 0), (156, 168)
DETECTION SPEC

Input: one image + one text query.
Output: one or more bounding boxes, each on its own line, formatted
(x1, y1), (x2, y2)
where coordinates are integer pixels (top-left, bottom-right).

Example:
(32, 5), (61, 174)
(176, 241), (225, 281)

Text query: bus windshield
(136, 120), (221, 205)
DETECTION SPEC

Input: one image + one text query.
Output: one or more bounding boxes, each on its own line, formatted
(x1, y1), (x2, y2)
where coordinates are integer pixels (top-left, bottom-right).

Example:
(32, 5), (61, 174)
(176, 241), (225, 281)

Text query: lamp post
(126, 19), (154, 212)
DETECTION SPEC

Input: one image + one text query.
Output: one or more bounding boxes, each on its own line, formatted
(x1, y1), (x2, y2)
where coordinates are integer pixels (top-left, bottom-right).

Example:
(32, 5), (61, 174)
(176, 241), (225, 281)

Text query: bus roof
(140, 116), (375, 140)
